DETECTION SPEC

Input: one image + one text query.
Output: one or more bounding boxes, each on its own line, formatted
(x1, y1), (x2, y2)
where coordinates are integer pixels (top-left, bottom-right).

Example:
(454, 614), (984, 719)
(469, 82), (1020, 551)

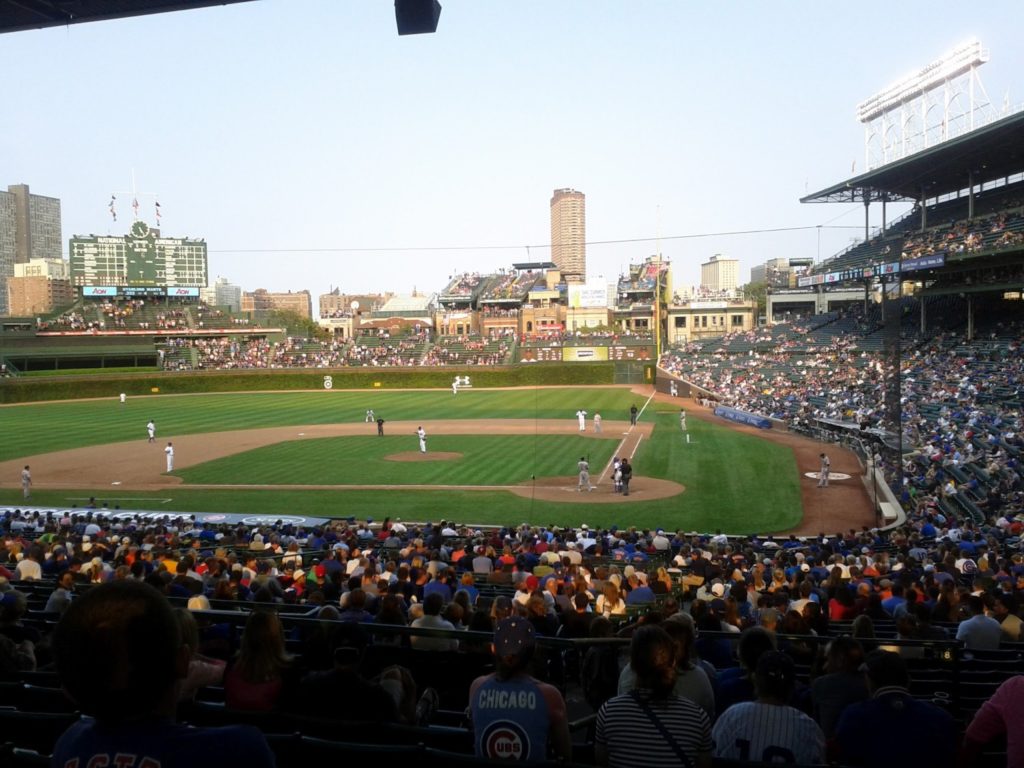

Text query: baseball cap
(494, 617), (535, 657)
(187, 595), (211, 610)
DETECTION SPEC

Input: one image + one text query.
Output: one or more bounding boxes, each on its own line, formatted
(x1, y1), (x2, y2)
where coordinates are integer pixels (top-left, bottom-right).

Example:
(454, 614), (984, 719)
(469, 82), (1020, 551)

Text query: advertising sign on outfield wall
(568, 283), (608, 309)
(562, 346), (609, 362)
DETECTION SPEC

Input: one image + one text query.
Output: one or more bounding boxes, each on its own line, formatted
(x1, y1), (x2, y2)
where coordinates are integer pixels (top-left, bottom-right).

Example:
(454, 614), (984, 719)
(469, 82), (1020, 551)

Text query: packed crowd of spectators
(345, 329), (429, 367)
(1, 508), (1022, 764)
(268, 338), (346, 368)
(661, 301), (1024, 554)
(160, 337), (272, 370)
(440, 272), (484, 298)
(900, 211), (1024, 262)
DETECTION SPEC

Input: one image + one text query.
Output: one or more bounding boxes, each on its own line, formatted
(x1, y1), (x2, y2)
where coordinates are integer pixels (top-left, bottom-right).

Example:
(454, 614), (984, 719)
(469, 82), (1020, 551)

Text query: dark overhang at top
(801, 110), (1024, 204)
(0, 0), (256, 35)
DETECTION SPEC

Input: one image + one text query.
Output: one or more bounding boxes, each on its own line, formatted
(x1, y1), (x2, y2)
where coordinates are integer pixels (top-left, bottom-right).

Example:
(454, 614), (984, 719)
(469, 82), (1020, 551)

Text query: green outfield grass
(0, 388), (639, 461)
(0, 389), (805, 533)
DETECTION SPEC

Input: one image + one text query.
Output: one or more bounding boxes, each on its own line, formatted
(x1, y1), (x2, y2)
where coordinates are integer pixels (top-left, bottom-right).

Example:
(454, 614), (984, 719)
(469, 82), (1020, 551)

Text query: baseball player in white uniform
(164, 442), (175, 472)
(417, 426), (427, 453)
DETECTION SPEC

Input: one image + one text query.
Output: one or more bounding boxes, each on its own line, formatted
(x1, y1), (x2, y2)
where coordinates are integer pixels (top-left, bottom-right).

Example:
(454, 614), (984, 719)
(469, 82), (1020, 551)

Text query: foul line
(597, 391), (654, 485)
(630, 434), (644, 459)
(636, 389), (657, 421)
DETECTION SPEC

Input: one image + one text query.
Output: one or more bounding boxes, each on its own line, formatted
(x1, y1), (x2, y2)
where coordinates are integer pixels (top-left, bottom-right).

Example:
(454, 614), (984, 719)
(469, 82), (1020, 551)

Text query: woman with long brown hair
(224, 611), (295, 711)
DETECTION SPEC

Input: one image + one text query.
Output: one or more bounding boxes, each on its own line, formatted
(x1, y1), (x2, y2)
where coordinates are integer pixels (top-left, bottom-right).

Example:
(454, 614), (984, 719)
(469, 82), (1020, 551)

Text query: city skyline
(5, 2), (1024, 299)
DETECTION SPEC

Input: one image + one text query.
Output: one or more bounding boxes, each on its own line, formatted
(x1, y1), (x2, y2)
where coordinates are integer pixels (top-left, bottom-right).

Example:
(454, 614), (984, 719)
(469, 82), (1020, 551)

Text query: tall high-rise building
(700, 254), (739, 293)
(550, 188), (586, 284)
(0, 184), (63, 316)
(201, 276), (242, 312)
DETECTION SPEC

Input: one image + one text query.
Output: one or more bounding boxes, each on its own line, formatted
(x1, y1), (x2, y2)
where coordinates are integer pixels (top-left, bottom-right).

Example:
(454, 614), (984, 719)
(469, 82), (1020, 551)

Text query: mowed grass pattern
(0, 388), (639, 462)
(178, 435), (620, 487)
(0, 388), (806, 533)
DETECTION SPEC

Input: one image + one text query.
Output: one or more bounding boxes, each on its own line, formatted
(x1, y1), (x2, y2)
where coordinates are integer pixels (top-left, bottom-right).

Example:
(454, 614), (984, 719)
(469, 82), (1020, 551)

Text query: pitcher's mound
(385, 452), (463, 462)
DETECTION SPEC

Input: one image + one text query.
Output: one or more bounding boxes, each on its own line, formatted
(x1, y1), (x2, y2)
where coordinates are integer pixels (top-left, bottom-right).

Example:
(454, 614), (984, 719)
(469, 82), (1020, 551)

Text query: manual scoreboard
(70, 220), (208, 288)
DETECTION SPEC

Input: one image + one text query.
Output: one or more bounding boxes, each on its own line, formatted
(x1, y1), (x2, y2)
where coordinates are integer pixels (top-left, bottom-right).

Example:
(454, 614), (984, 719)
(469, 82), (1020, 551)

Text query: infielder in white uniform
(164, 442), (175, 472)
(593, 413), (602, 433)
(147, 420), (156, 443)
(576, 409), (587, 432)
(417, 426), (427, 453)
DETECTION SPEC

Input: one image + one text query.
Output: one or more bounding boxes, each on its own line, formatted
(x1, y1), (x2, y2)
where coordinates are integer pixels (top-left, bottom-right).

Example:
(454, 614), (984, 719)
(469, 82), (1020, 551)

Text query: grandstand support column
(882, 278), (901, 435)
(882, 277), (904, 491)
(920, 188), (928, 229)
(968, 170), (975, 219)
(920, 296), (927, 335)
(881, 195), (888, 234)
(863, 194), (871, 240)
(967, 295), (974, 341)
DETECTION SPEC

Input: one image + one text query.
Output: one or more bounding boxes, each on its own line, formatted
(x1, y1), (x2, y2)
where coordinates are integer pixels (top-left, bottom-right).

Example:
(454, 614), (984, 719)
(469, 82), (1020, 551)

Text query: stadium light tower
(857, 39), (994, 170)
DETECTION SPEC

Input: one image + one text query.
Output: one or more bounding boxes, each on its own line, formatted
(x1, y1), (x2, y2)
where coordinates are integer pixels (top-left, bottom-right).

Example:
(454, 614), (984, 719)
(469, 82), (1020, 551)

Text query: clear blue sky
(4, 1), (1022, 298)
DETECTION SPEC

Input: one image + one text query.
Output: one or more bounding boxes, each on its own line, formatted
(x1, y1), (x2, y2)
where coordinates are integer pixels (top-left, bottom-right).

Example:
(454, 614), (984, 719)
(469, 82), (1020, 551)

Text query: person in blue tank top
(469, 616), (571, 761)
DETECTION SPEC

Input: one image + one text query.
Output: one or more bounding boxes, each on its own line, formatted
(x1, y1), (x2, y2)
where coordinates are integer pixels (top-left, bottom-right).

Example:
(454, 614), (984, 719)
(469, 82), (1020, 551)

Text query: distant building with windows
(550, 188), (586, 284)
(241, 288), (312, 318)
(7, 257), (73, 316)
(700, 254), (739, 293)
(750, 257), (813, 289)
(201, 276), (242, 312)
(0, 184), (62, 316)
(667, 297), (756, 345)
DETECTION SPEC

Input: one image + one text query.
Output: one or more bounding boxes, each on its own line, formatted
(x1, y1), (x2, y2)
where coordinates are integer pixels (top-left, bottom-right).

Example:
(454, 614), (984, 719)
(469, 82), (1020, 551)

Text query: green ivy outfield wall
(0, 363), (634, 404)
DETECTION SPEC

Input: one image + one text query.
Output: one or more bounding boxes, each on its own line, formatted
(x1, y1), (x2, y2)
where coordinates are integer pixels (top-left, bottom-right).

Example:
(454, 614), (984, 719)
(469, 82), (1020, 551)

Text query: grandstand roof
(0, 0), (254, 34)
(801, 110), (1024, 204)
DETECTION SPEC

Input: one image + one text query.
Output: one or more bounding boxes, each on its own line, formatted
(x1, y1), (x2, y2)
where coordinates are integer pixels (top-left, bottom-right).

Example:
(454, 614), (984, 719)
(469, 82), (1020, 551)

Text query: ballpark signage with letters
(562, 346), (609, 362)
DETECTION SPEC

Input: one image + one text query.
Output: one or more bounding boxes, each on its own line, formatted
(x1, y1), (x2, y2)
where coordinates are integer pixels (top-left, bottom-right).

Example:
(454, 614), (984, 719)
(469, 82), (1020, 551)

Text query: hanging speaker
(395, 0), (441, 35)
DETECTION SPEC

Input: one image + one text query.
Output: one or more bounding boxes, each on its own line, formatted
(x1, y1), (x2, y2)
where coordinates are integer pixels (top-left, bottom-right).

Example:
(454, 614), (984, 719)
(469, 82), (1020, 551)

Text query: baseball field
(0, 386), (873, 534)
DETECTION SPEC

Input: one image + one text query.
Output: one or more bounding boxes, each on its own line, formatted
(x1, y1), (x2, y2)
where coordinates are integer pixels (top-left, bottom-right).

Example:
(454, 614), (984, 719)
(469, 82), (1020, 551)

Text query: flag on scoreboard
(132, 197), (139, 216)
(155, 201), (162, 223)
(109, 195), (117, 222)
